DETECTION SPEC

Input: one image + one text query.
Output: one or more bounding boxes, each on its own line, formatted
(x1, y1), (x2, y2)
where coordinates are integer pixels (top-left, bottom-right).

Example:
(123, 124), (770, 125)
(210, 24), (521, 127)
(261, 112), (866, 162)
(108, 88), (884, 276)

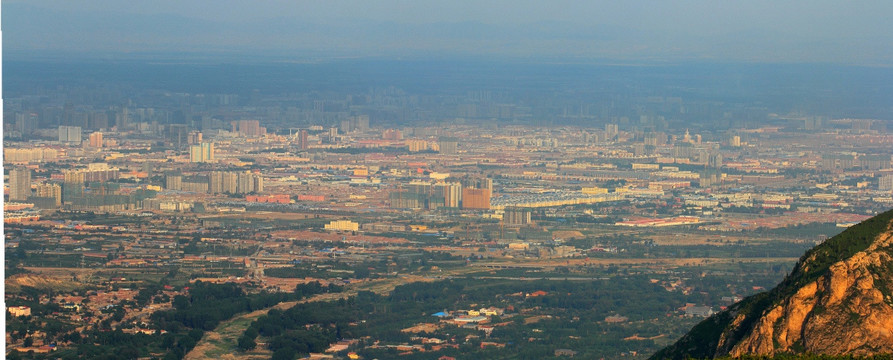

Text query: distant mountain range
(652, 209), (893, 359)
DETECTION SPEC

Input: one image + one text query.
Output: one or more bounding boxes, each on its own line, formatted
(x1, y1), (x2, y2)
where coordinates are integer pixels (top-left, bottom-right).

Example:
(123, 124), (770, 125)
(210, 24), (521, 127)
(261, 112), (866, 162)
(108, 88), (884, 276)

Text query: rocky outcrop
(727, 230), (893, 356)
(652, 209), (893, 359)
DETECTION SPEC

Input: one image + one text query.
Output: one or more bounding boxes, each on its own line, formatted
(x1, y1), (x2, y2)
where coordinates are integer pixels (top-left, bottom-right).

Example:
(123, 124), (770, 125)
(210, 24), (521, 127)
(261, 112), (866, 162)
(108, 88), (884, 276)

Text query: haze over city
(4, 1), (893, 360)
(6, 1), (893, 63)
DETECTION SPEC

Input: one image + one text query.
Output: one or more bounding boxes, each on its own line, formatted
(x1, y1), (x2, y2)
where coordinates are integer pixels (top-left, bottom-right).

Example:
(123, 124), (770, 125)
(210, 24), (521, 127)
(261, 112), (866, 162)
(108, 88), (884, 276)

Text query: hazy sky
(5, 1), (893, 64)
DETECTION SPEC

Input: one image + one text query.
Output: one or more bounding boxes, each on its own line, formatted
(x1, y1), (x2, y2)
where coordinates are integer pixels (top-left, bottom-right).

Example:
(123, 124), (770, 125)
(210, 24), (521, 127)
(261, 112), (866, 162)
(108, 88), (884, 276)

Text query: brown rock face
(652, 211), (893, 360)
(725, 232), (893, 357)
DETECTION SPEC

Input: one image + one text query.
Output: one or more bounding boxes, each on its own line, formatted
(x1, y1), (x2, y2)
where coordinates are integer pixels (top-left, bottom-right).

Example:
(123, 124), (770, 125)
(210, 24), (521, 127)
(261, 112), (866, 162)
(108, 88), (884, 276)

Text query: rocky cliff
(652, 209), (893, 359)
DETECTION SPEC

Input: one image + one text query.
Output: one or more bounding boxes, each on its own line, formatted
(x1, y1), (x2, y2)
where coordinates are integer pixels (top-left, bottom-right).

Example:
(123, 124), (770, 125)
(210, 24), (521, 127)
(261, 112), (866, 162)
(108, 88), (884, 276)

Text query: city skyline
(5, 2), (893, 359)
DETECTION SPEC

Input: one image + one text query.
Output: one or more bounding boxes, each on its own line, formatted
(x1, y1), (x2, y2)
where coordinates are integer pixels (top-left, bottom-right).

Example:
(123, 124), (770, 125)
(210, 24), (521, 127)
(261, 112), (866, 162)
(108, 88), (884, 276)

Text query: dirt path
(185, 291), (350, 360)
(185, 276), (433, 360)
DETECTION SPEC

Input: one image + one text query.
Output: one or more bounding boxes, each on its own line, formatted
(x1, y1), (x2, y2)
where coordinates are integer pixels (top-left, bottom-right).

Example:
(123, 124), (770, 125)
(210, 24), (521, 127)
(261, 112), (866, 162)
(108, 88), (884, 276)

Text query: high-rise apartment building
(4, 148), (58, 163)
(173, 171), (261, 194)
(8, 168), (32, 201)
(165, 174), (183, 190)
(188, 131), (203, 145)
(461, 178), (492, 193)
(605, 123), (619, 138)
(355, 115), (370, 132)
(210, 171), (238, 194)
(190, 142), (215, 163)
(237, 171), (264, 194)
(462, 188), (491, 210)
(63, 164), (120, 184)
(232, 120), (265, 136)
(730, 135), (741, 147)
(406, 140), (429, 152)
(35, 183), (63, 207)
(58, 126), (82, 144)
(438, 138), (459, 155)
(434, 182), (462, 208)
(298, 129), (309, 150)
(389, 192), (426, 209)
(880, 174), (893, 192)
(504, 208), (532, 226)
(340, 115), (370, 133)
(168, 124), (189, 148)
(89, 132), (103, 147)
(382, 129), (402, 140)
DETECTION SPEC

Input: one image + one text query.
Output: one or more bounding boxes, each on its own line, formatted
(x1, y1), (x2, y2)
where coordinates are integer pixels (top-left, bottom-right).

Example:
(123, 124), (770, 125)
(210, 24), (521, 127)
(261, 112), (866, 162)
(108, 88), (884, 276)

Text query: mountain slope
(652, 208), (893, 359)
